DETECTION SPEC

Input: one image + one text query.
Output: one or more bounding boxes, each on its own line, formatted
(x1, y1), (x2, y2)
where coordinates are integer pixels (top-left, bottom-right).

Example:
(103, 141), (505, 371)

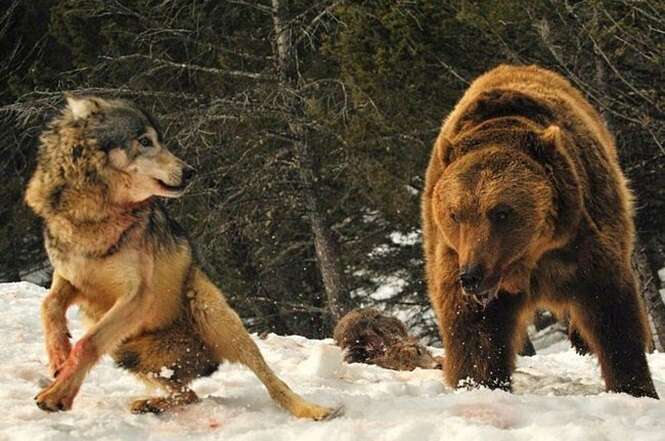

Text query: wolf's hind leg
(189, 269), (339, 420)
(114, 322), (217, 414)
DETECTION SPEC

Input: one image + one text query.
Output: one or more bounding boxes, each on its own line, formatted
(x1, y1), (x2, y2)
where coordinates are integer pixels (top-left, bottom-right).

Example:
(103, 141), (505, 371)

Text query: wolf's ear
(64, 94), (101, 119)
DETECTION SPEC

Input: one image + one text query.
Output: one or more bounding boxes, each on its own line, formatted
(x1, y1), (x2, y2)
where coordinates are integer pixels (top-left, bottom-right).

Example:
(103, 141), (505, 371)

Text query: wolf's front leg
(41, 274), (78, 377)
(35, 287), (147, 412)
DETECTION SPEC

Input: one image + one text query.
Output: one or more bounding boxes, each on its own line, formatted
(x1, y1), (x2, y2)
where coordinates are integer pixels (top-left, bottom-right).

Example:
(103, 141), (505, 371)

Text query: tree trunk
(271, 0), (350, 322)
(635, 238), (665, 352)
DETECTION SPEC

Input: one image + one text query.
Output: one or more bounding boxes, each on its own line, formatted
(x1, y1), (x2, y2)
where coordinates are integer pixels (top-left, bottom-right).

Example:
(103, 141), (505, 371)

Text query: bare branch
(100, 54), (275, 82)
(227, 0), (272, 14)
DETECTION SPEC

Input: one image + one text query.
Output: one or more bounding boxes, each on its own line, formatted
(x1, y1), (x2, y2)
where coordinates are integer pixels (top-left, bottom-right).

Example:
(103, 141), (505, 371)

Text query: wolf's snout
(459, 264), (484, 294)
(181, 165), (196, 185)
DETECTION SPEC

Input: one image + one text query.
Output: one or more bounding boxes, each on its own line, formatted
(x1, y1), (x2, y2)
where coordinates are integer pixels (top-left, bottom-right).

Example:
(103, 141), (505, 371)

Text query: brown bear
(421, 64), (658, 398)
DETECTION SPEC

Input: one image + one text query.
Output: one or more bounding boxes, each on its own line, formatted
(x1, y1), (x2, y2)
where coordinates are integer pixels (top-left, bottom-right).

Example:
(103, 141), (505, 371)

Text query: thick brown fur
(333, 308), (442, 371)
(421, 65), (657, 398)
(26, 96), (338, 418)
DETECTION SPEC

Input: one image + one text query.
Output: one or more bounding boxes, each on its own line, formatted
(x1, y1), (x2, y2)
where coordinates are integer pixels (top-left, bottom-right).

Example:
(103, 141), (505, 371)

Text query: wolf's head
(26, 96), (195, 219)
(64, 95), (195, 202)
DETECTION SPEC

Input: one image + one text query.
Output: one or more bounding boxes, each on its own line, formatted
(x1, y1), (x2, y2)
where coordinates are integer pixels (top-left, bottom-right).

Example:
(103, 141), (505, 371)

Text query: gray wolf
(25, 95), (340, 417)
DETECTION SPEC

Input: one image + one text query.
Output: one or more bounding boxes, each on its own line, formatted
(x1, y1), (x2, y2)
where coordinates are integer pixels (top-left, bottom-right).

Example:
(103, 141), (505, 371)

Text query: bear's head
(431, 123), (582, 306)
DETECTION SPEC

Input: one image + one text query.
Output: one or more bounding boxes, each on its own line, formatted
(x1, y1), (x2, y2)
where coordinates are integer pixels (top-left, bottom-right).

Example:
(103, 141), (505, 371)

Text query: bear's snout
(459, 264), (484, 294)
(459, 263), (502, 307)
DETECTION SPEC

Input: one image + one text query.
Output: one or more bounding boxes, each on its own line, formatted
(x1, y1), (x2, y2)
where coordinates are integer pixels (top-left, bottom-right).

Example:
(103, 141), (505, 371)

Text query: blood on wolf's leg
(41, 274), (78, 376)
(55, 337), (98, 381)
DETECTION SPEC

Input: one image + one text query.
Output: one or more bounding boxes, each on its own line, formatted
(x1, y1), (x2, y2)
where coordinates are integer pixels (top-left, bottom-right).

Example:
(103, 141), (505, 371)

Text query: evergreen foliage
(1, 0), (663, 342)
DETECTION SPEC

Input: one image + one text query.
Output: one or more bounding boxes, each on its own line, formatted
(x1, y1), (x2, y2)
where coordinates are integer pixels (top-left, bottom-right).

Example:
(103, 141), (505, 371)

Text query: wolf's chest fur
(51, 240), (141, 316)
(46, 213), (191, 333)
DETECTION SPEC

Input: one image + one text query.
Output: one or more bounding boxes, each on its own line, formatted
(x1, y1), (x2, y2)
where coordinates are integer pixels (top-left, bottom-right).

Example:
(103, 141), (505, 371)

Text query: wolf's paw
(130, 398), (169, 415)
(130, 390), (200, 415)
(291, 402), (344, 421)
(34, 380), (78, 412)
(320, 404), (345, 421)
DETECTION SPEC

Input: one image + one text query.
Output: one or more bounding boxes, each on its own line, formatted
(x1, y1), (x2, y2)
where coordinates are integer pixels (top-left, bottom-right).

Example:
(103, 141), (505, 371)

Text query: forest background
(1, 0), (664, 347)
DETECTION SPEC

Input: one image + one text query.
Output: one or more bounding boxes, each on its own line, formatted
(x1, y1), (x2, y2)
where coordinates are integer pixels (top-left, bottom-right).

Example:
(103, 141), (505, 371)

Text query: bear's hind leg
(569, 271), (657, 399)
(568, 323), (591, 355)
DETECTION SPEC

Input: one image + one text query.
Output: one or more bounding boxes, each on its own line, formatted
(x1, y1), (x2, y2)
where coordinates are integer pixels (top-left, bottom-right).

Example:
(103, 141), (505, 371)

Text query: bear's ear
(434, 133), (454, 168)
(536, 124), (583, 247)
(536, 125), (572, 168)
(64, 94), (102, 119)
(540, 124), (562, 146)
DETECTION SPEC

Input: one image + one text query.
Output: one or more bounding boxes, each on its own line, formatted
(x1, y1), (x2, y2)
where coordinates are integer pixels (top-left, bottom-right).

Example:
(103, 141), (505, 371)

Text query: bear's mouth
(465, 284), (501, 309)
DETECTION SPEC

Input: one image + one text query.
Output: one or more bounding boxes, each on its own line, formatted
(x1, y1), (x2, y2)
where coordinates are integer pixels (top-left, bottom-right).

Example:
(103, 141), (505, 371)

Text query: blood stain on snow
(449, 403), (518, 429)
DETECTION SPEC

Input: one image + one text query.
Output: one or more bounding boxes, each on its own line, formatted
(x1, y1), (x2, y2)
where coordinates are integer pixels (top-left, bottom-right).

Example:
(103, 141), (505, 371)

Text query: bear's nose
(459, 264), (484, 294)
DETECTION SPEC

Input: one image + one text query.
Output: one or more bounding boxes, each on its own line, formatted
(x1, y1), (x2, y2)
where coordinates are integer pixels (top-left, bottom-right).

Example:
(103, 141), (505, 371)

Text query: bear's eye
(450, 211), (459, 224)
(489, 205), (513, 223)
(138, 136), (152, 148)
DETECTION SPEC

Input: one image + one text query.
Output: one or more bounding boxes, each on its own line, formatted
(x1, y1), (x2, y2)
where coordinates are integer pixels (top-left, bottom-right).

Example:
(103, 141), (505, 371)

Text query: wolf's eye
(450, 212), (459, 224)
(138, 136), (152, 147)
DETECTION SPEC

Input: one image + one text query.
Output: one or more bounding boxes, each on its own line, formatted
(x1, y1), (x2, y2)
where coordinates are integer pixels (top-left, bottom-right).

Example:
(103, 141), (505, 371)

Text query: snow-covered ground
(3, 282), (665, 441)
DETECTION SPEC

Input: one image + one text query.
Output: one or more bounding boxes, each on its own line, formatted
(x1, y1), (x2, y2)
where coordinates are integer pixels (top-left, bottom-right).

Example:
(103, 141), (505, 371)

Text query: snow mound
(2, 282), (665, 440)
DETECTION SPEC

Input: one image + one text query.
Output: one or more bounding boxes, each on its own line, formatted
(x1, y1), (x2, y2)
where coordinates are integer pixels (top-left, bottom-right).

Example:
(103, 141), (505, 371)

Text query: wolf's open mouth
(156, 179), (186, 193)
